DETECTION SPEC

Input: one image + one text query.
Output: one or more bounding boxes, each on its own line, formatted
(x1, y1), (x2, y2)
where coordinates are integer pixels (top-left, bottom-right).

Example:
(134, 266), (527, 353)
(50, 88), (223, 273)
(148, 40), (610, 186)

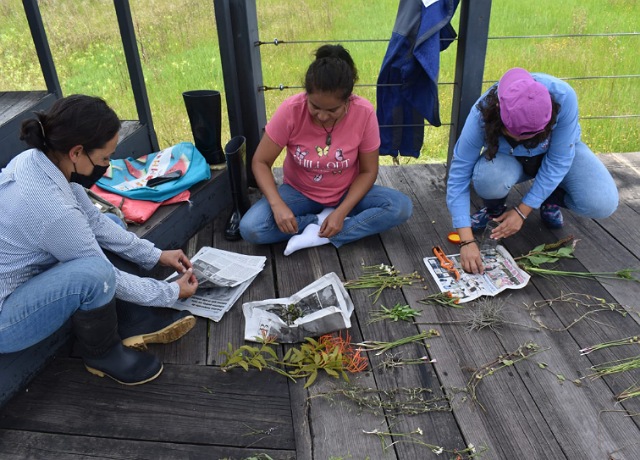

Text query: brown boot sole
(85, 363), (164, 386)
(121, 315), (196, 351)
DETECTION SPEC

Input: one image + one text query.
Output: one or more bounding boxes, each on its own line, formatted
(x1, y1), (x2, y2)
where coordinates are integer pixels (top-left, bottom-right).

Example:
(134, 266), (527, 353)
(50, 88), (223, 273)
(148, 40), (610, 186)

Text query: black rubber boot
(183, 90), (225, 165)
(116, 301), (196, 350)
(72, 299), (163, 385)
(224, 136), (251, 241)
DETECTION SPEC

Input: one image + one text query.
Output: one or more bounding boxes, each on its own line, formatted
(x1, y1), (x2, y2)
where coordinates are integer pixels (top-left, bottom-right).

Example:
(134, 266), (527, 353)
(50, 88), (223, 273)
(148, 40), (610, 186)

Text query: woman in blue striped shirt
(0, 95), (199, 385)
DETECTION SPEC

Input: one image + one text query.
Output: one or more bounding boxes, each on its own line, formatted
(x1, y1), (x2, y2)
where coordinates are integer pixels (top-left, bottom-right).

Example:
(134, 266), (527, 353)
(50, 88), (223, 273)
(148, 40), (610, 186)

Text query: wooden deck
(1, 152), (640, 460)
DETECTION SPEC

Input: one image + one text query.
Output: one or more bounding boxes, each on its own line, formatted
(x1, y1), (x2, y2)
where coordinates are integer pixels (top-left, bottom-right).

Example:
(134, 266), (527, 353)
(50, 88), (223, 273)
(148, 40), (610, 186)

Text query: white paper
(424, 245), (530, 303)
(242, 272), (354, 343)
(166, 247), (266, 321)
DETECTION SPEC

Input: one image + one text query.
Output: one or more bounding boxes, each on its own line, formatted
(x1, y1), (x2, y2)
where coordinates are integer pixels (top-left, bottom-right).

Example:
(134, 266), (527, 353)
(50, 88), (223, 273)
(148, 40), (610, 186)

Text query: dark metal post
(214, 0), (266, 187)
(446, 0), (492, 172)
(22, 0), (62, 98)
(113, 0), (159, 151)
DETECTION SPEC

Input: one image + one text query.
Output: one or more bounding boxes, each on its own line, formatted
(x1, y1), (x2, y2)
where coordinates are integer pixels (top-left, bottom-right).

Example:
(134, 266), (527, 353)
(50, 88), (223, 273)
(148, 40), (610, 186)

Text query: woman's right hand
(272, 201), (298, 234)
(175, 268), (198, 298)
(459, 242), (484, 275)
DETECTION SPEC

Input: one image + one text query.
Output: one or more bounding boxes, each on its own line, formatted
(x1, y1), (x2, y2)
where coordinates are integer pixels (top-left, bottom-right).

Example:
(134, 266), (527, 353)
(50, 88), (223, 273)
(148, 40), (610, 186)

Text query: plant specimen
(418, 291), (462, 308)
(515, 236), (639, 281)
(220, 332), (368, 388)
(345, 263), (426, 303)
(357, 329), (440, 356)
(367, 303), (421, 324)
(580, 336), (640, 355)
(467, 342), (546, 411)
(526, 292), (629, 332)
(363, 427), (485, 458)
(312, 385), (450, 416)
(378, 352), (436, 371)
(589, 355), (640, 379)
(274, 303), (304, 325)
(616, 382), (640, 402)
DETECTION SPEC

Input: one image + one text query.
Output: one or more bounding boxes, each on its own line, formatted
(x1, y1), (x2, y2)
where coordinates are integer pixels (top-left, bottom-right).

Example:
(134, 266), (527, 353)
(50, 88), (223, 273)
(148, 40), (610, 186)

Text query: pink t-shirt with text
(265, 92), (380, 206)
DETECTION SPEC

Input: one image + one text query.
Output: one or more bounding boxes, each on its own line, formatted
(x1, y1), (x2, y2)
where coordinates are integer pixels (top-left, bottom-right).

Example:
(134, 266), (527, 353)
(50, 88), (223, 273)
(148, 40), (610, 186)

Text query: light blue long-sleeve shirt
(446, 73), (581, 229)
(0, 149), (179, 311)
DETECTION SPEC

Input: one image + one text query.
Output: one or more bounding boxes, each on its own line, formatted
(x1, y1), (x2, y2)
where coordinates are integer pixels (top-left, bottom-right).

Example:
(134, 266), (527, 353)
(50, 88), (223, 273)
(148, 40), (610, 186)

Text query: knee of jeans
(473, 172), (516, 199)
(83, 257), (116, 301)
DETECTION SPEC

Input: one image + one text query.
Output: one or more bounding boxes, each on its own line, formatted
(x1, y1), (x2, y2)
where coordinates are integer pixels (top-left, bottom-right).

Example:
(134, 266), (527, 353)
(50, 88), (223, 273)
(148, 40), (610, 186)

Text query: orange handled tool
(432, 246), (460, 281)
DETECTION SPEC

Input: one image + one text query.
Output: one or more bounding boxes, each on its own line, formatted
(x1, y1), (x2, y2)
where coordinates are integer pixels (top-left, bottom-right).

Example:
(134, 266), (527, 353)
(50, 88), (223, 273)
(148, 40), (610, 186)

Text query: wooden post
(446, 0), (492, 173)
(214, 0), (266, 187)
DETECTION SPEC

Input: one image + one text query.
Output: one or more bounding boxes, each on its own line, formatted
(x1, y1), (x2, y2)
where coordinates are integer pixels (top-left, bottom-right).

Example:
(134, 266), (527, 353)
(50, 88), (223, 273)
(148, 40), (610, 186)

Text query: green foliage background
(1, 0), (638, 164)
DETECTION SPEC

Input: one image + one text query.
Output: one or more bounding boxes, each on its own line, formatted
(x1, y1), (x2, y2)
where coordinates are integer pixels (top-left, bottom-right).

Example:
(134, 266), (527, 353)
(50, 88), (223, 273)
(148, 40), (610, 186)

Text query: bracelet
(459, 239), (478, 248)
(513, 206), (527, 221)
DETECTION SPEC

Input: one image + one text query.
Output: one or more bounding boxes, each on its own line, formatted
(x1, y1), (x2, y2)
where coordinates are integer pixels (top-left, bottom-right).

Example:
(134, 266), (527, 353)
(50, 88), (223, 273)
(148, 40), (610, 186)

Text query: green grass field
(1, 0), (638, 164)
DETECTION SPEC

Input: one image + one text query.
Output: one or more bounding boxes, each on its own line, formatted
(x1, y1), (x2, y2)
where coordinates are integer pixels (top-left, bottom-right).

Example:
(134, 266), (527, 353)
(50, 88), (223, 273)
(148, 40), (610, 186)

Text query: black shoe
(119, 307), (196, 350)
(83, 342), (163, 385)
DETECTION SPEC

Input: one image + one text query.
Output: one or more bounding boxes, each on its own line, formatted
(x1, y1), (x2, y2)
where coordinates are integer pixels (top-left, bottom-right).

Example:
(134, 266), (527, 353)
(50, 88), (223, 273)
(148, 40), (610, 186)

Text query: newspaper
(166, 247), (266, 321)
(242, 272), (354, 343)
(424, 245), (530, 304)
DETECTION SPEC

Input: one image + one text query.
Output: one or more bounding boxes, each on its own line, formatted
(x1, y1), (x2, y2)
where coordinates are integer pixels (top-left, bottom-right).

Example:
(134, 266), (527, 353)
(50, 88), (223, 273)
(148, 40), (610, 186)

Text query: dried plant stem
(616, 382), (640, 402)
(311, 385), (450, 416)
(589, 355), (640, 379)
(363, 428), (484, 458)
(526, 292), (629, 332)
(580, 336), (640, 355)
(357, 329), (440, 356)
(345, 263), (426, 303)
(468, 342), (547, 411)
(378, 352), (436, 370)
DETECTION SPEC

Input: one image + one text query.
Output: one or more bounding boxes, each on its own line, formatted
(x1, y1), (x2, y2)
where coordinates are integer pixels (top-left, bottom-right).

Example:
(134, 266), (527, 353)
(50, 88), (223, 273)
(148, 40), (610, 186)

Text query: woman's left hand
(159, 249), (192, 274)
(492, 209), (525, 238)
(319, 209), (347, 238)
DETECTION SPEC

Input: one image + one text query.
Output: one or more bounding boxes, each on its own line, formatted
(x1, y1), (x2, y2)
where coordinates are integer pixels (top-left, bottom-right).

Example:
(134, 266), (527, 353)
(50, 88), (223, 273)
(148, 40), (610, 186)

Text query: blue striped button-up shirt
(0, 149), (179, 312)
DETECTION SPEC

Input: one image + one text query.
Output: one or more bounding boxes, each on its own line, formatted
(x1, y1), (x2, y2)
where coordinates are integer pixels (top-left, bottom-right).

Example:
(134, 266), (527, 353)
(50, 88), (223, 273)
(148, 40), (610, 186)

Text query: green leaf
(556, 374), (566, 382)
(304, 370), (318, 388)
(556, 247), (574, 257)
(239, 361), (249, 371)
(501, 359), (514, 366)
(538, 362), (548, 369)
(324, 368), (339, 377)
(532, 244), (546, 252)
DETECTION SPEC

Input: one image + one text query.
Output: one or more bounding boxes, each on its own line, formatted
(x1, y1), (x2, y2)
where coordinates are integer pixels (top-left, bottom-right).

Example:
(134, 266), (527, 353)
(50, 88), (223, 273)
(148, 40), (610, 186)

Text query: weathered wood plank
(0, 358), (294, 451)
(0, 429), (295, 460)
(273, 239), (392, 460)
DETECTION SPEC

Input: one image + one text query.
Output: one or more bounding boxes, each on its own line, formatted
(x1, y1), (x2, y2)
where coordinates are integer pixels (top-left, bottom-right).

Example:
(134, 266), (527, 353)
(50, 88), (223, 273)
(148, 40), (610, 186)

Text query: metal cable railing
(257, 33), (640, 123)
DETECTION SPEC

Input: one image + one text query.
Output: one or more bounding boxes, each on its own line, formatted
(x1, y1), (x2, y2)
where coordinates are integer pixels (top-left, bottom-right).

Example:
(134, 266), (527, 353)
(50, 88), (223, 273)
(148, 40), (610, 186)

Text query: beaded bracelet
(459, 239), (478, 248)
(513, 206), (527, 221)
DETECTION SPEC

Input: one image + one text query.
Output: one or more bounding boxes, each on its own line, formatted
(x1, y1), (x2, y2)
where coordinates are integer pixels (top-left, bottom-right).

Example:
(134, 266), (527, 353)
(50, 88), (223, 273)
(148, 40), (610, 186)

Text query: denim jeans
(472, 141), (618, 218)
(239, 184), (413, 247)
(0, 257), (116, 353)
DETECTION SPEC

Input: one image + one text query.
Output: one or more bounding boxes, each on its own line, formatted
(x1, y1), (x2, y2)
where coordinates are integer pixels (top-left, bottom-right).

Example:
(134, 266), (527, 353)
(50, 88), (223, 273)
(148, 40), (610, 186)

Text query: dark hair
(304, 44), (358, 100)
(478, 86), (560, 160)
(20, 94), (121, 156)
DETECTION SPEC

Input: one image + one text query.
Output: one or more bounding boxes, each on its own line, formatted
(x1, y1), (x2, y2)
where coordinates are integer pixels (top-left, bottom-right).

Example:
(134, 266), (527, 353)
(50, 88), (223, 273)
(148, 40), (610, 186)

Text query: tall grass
(1, 0), (638, 163)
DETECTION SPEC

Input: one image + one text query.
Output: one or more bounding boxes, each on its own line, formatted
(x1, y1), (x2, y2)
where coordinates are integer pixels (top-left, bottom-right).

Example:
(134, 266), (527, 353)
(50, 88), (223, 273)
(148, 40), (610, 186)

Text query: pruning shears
(432, 246), (460, 281)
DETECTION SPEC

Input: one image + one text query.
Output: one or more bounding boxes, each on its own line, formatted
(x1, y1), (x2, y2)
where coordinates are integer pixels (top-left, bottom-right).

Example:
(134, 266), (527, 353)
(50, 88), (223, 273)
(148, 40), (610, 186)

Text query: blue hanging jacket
(377, 0), (459, 157)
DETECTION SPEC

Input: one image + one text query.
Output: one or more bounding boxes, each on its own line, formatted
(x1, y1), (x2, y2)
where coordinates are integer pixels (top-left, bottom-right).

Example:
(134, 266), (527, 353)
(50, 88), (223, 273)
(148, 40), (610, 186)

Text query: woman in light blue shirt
(447, 68), (618, 275)
(0, 95), (199, 385)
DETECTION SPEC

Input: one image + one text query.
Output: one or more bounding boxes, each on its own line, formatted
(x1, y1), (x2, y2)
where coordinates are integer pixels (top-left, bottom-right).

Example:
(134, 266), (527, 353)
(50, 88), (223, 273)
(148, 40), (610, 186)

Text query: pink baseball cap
(498, 68), (552, 137)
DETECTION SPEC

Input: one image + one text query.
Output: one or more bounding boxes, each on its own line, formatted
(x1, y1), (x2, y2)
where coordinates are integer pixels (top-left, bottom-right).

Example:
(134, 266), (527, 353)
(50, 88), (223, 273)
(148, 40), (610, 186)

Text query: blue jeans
(239, 184), (413, 247)
(472, 141), (618, 218)
(0, 257), (116, 353)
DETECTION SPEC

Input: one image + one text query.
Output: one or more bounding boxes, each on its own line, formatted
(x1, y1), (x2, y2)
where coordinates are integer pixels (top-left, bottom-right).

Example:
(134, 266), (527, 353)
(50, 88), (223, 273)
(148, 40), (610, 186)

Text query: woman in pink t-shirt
(239, 44), (412, 255)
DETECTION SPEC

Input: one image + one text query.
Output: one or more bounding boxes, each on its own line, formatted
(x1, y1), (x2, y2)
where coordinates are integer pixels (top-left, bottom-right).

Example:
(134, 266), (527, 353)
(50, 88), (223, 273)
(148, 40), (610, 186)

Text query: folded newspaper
(242, 272), (354, 343)
(424, 245), (530, 304)
(166, 246), (266, 321)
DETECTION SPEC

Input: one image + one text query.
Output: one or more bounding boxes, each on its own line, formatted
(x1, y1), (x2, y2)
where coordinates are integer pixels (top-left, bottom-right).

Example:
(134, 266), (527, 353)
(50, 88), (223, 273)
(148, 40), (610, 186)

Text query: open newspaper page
(242, 272), (354, 343)
(424, 245), (530, 303)
(165, 246), (266, 321)
(190, 246), (266, 288)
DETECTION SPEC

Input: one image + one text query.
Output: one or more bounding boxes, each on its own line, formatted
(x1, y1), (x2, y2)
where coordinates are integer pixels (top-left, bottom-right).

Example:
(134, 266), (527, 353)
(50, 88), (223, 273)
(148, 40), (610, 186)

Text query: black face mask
(69, 152), (109, 188)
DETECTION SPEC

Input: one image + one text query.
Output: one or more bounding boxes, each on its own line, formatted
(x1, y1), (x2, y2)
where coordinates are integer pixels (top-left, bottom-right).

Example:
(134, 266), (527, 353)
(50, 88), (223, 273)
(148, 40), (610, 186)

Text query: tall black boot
(183, 90), (225, 165)
(72, 299), (163, 385)
(224, 136), (251, 241)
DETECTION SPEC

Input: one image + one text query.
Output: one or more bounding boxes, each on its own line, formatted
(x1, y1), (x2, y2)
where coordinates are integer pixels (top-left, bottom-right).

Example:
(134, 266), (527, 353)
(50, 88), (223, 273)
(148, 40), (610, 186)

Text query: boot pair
(471, 193), (564, 232)
(72, 300), (195, 385)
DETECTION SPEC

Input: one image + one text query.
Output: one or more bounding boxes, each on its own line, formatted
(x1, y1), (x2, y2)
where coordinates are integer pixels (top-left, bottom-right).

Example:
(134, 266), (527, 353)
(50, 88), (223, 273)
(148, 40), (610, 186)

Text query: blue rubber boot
(470, 198), (507, 232)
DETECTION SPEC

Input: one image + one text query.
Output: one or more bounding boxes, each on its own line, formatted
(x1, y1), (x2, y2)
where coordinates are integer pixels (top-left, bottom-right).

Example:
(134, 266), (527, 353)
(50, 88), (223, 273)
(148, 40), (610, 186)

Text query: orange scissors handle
(432, 246), (460, 281)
